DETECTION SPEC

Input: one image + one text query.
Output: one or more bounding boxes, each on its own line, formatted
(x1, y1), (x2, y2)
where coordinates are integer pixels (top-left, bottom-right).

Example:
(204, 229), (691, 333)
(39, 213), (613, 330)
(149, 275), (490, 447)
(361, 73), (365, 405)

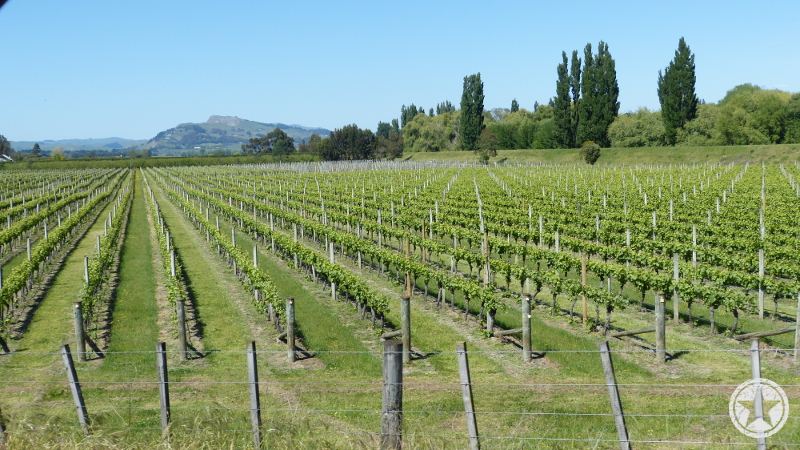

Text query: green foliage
(576, 42), (619, 147)
(657, 37), (699, 145)
(716, 86), (789, 144)
(553, 51), (573, 148)
(376, 121), (392, 139)
(675, 103), (724, 146)
(0, 135), (12, 156)
(785, 93), (800, 143)
(608, 108), (666, 147)
(475, 128), (498, 162)
(510, 98), (519, 113)
(460, 73), (485, 151)
(375, 130), (404, 160)
(436, 100), (456, 115)
(400, 104), (420, 128)
(402, 111), (458, 152)
(569, 50), (582, 147)
(579, 140), (601, 164)
(326, 124), (375, 160)
(241, 127), (295, 155)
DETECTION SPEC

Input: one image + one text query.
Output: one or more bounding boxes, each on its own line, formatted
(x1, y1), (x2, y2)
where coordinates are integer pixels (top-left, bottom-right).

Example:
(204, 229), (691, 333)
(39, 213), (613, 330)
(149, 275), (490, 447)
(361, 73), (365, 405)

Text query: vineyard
(0, 161), (798, 449)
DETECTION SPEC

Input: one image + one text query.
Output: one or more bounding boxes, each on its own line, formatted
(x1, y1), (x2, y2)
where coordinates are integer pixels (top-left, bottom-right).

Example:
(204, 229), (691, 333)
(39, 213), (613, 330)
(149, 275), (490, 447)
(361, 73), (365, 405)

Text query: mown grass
(403, 143), (800, 165)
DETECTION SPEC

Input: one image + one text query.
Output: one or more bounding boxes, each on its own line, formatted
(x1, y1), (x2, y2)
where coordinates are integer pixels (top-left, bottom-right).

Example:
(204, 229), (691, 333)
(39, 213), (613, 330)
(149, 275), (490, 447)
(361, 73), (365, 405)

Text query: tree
(553, 51), (572, 148)
(375, 130), (404, 160)
(241, 127), (294, 154)
(400, 104), (420, 128)
(327, 124), (375, 160)
(577, 41), (619, 147)
(580, 141), (601, 165)
(436, 101), (456, 115)
(0, 135), (12, 156)
(376, 121), (392, 139)
(785, 93), (800, 143)
(511, 99), (519, 113)
(460, 72), (485, 151)
(657, 37), (699, 145)
(569, 50), (582, 147)
(608, 108), (666, 147)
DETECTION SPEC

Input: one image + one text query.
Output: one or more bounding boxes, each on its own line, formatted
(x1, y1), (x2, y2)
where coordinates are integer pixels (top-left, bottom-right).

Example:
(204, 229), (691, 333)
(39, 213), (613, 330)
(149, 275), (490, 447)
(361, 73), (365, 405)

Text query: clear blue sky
(1, 0), (798, 142)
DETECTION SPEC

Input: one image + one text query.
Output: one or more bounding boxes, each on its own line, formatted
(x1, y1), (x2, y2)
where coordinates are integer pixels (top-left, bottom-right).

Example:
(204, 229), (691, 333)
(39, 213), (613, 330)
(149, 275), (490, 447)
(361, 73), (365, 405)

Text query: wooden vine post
(286, 297), (296, 362)
(673, 253), (680, 322)
(522, 294), (532, 363)
(581, 254), (588, 324)
(401, 293), (411, 364)
(655, 291), (666, 364)
(456, 342), (480, 450)
(73, 302), (86, 362)
(381, 340), (403, 450)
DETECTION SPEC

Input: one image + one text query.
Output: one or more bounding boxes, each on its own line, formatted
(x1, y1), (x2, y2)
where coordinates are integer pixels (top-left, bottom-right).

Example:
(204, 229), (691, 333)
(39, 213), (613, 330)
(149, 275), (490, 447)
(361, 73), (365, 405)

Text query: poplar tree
(553, 52), (572, 148)
(577, 41), (619, 147)
(511, 99), (519, 113)
(460, 73), (485, 151)
(569, 50), (582, 147)
(658, 37), (698, 145)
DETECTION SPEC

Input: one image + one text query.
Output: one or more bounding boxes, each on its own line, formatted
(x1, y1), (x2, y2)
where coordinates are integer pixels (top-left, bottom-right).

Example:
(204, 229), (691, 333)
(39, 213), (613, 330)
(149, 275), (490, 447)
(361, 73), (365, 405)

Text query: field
(0, 158), (799, 449)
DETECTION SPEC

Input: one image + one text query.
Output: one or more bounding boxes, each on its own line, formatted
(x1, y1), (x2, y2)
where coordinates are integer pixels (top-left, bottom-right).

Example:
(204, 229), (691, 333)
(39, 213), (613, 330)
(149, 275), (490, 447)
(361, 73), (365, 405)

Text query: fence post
(581, 254), (588, 324)
(286, 297), (296, 363)
(73, 302), (86, 362)
(456, 342), (480, 450)
(176, 301), (187, 361)
(381, 340), (403, 450)
(794, 292), (800, 365)
(598, 341), (630, 450)
(750, 339), (767, 450)
(83, 256), (89, 283)
(673, 254), (680, 322)
(156, 342), (171, 436)
(247, 341), (262, 449)
(401, 293), (411, 364)
(655, 291), (666, 364)
(522, 294), (531, 363)
(60, 344), (90, 436)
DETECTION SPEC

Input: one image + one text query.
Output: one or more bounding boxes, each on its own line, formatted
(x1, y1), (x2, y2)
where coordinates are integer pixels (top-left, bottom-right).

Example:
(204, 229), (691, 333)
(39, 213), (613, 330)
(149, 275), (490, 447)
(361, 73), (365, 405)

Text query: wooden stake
(581, 254), (588, 324)
(456, 342), (480, 450)
(286, 297), (296, 362)
(176, 301), (187, 361)
(61, 345), (90, 436)
(73, 302), (86, 362)
(750, 339), (767, 450)
(381, 340), (403, 450)
(156, 342), (171, 436)
(247, 341), (262, 449)
(598, 341), (630, 450)
(655, 291), (666, 364)
(401, 294), (411, 364)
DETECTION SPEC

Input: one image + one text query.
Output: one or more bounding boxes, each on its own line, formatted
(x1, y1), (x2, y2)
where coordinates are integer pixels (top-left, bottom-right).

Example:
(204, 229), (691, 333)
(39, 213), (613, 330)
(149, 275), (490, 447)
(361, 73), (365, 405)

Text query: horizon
(1, 1), (799, 142)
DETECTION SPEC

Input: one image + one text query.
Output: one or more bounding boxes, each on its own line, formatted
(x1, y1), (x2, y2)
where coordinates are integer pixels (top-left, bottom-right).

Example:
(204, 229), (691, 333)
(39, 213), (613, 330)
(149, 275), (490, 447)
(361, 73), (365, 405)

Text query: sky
(1, 0), (799, 142)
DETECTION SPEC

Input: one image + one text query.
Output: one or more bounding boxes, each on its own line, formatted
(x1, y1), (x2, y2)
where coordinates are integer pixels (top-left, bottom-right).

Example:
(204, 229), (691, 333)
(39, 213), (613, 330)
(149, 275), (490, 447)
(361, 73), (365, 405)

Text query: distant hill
(11, 137), (148, 152)
(145, 116), (331, 154)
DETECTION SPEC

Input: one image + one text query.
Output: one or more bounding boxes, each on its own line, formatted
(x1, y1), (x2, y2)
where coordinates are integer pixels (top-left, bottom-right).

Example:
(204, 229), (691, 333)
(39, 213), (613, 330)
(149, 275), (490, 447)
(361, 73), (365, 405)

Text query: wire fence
(0, 345), (798, 449)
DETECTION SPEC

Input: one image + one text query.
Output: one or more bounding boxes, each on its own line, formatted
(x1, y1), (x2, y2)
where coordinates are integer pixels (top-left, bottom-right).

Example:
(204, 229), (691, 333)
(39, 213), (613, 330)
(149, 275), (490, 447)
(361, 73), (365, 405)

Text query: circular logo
(729, 378), (789, 438)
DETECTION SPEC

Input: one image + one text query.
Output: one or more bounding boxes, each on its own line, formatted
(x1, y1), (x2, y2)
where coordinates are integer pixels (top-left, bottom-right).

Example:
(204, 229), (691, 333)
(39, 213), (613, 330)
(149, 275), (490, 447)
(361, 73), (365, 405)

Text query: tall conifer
(553, 52), (572, 148)
(658, 37), (698, 145)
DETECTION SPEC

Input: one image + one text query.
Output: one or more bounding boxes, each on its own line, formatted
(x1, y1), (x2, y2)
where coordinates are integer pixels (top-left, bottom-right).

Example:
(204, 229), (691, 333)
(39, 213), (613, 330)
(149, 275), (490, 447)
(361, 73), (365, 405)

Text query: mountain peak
(206, 115), (241, 127)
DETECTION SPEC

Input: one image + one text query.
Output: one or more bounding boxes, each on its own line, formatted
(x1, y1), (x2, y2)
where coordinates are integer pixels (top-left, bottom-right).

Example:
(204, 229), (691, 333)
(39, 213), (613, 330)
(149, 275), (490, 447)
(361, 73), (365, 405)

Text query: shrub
(580, 141), (601, 165)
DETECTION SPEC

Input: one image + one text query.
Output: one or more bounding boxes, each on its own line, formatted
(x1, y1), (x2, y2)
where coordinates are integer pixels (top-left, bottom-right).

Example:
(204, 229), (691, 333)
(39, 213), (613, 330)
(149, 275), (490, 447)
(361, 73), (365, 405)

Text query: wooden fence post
(73, 302), (86, 362)
(581, 254), (588, 324)
(401, 294), (411, 364)
(286, 297), (296, 363)
(750, 339), (767, 450)
(156, 342), (171, 436)
(176, 301), (187, 361)
(381, 340), (403, 450)
(247, 341), (262, 449)
(794, 293), (800, 365)
(655, 291), (666, 364)
(673, 254), (680, 322)
(598, 341), (630, 450)
(456, 342), (480, 450)
(522, 294), (531, 363)
(60, 344), (90, 436)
